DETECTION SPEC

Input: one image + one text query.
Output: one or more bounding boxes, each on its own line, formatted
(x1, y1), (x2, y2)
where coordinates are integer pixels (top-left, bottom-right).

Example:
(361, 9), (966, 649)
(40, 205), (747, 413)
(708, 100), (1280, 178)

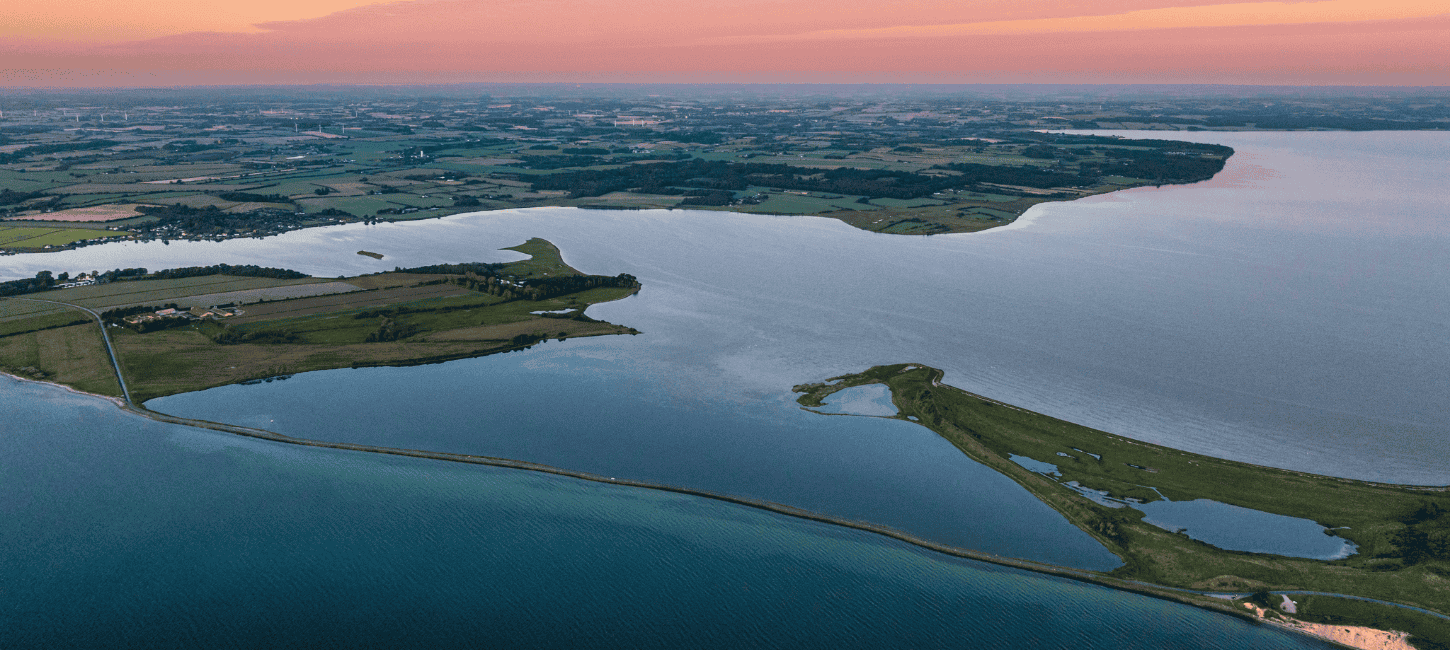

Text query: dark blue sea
(1, 376), (1332, 649)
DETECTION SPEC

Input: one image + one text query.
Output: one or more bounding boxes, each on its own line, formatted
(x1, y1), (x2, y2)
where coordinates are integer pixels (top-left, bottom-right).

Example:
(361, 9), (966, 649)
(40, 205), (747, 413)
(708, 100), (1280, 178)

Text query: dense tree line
(135, 204), (355, 238)
(678, 189), (736, 206)
(209, 326), (300, 344)
(444, 271), (640, 302)
(0, 271), (58, 297)
(0, 189), (43, 206)
(664, 130), (724, 144)
(214, 191), (292, 203)
(146, 264), (309, 281)
(1390, 501), (1450, 566)
(513, 154), (610, 170)
(530, 159), (969, 200)
(394, 262), (507, 276)
(933, 162), (1086, 189)
(0, 265), (300, 299)
(0, 139), (121, 163)
(1078, 152), (1227, 184)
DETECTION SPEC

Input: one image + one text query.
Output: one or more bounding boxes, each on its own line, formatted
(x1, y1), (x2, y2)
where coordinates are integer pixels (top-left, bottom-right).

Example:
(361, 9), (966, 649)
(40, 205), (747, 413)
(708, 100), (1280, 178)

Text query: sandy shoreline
(0, 369), (128, 407)
(1240, 603), (1415, 650)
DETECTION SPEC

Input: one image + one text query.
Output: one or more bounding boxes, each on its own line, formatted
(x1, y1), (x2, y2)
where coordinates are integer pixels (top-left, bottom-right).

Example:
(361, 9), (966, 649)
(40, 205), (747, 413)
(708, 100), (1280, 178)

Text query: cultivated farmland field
(0, 226), (128, 249)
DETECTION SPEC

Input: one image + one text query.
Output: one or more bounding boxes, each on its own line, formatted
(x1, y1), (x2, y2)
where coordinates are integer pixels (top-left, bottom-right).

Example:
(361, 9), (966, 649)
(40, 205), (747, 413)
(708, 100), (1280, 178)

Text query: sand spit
(1241, 603), (1415, 650)
(1285, 621), (1414, 650)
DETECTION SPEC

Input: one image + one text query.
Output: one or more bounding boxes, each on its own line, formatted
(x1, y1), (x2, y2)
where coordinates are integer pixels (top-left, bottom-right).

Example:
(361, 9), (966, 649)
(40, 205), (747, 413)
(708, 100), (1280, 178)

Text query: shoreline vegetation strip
(0, 367), (1417, 650)
(795, 365), (1450, 648)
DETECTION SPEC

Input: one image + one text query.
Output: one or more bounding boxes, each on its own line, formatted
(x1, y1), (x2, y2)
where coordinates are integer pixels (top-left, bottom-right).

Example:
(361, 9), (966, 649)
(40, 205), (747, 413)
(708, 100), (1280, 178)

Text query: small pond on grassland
(1008, 455), (1357, 560)
(806, 384), (899, 417)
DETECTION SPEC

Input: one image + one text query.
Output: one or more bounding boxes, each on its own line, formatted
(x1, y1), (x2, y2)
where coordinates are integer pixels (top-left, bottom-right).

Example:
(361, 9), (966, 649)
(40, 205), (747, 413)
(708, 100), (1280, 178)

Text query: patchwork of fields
(0, 225), (127, 249)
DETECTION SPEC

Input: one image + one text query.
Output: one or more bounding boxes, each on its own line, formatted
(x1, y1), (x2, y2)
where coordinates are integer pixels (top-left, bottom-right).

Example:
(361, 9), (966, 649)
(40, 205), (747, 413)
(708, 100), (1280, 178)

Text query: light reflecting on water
(808, 384), (898, 416)
(150, 343), (1123, 570)
(5, 132), (1444, 483)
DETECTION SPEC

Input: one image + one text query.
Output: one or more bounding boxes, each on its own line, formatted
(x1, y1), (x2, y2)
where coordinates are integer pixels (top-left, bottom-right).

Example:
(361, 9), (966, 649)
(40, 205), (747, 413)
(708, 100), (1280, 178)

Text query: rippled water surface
(1, 377), (1334, 649)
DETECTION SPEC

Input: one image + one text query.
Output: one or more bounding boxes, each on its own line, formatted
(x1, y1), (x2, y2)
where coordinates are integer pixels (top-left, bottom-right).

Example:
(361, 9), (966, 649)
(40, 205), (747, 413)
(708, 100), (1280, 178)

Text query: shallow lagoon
(1136, 499), (1357, 560)
(1008, 455), (1355, 559)
(150, 340), (1122, 570)
(808, 384), (899, 416)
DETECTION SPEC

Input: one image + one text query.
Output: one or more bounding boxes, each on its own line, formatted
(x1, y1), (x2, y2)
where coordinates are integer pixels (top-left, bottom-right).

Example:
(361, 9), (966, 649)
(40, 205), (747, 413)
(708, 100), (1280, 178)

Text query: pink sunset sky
(2, 0), (1447, 86)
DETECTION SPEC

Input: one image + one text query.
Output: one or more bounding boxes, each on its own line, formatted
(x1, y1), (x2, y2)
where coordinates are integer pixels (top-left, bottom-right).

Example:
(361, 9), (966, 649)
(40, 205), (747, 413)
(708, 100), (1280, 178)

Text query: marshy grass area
(796, 364), (1450, 648)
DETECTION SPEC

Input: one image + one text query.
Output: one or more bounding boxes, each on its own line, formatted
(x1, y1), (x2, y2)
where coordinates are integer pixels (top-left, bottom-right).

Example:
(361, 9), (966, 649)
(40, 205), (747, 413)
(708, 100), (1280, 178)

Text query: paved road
(10, 297), (132, 405)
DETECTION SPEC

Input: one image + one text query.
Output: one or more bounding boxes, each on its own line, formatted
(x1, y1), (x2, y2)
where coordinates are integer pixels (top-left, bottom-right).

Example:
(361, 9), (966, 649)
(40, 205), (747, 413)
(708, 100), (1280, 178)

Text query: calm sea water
(5, 131), (1444, 484)
(148, 339), (1121, 570)
(0, 376), (1334, 649)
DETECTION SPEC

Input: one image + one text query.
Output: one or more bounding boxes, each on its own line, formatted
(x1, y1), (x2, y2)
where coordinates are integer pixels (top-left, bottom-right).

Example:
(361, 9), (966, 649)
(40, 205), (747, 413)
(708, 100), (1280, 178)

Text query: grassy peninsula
(796, 365), (1450, 649)
(0, 238), (640, 402)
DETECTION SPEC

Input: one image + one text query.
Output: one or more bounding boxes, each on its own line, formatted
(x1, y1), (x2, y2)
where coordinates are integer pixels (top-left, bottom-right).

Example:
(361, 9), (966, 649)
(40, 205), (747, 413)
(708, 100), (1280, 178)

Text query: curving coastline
(0, 363), (1406, 650)
(6, 295), (1435, 650)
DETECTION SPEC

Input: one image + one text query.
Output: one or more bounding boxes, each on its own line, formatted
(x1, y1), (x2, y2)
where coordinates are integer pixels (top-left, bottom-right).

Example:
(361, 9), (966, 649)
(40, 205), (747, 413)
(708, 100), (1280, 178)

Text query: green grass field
(1, 238), (641, 403)
(36, 275), (328, 311)
(0, 323), (122, 397)
(0, 226), (128, 250)
(795, 364), (1450, 648)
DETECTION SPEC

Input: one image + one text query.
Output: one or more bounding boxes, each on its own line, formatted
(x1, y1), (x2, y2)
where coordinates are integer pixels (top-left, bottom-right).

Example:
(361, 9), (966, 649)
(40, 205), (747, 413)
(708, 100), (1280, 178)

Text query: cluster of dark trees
(504, 151), (688, 172)
(404, 170), (471, 182)
(452, 272), (640, 302)
(209, 326), (300, 345)
(664, 130), (725, 144)
(0, 189), (43, 206)
(1020, 144), (1059, 159)
(530, 159), (967, 200)
(0, 271), (60, 297)
(0, 139), (120, 164)
(1078, 149), (1228, 184)
(163, 140), (233, 154)
(363, 317), (416, 342)
(934, 161), (1085, 189)
(134, 204), (355, 239)
(392, 138), (508, 160)
(214, 191), (292, 203)
(395, 262), (506, 276)
(512, 154), (610, 170)
(0, 265), (306, 299)
(98, 268), (149, 282)
(1390, 502), (1450, 566)
(678, 189), (736, 206)
(147, 264), (309, 281)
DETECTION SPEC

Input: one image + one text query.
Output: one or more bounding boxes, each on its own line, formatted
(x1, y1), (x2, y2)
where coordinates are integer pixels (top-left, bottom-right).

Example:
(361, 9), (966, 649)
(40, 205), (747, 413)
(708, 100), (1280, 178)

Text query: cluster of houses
(123, 305), (238, 325)
(56, 274), (98, 289)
